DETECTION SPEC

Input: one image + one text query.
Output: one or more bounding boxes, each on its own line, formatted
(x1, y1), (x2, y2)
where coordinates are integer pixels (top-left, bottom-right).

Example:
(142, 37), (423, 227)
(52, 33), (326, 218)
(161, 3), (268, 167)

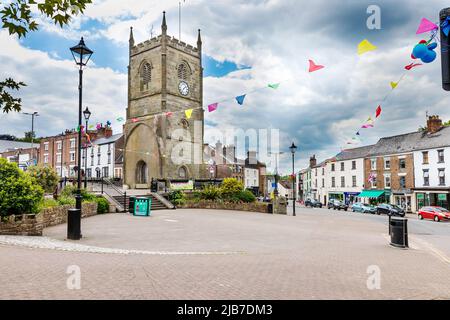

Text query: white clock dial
(179, 81), (189, 96)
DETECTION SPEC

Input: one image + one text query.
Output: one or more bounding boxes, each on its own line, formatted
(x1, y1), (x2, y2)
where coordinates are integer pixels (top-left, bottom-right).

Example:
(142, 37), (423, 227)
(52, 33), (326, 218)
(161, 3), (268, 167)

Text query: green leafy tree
(26, 165), (59, 193)
(220, 178), (244, 201)
(0, 0), (92, 113)
(0, 158), (44, 216)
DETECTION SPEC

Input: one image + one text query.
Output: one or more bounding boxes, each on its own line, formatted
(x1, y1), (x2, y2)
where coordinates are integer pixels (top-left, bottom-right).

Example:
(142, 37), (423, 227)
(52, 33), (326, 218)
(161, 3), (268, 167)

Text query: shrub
(60, 185), (95, 202)
(57, 196), (76, 206)
(168, 190), (187, 206)
(220, 178), (244, 201)
(26, 165), (59, 193)
(40, 198), (59, 209)
(95, 197), (110, 214)
(200, 185), (222, 201)
(237, 190), (256, 203)
(0, 158), (44, 216)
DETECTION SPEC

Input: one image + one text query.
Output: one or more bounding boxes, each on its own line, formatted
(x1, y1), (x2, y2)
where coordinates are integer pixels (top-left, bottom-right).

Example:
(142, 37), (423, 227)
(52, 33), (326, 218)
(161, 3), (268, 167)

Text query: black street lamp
(289, 142), (298, 217)
(83, 107), (91, 189)
(69, 37), (93, 240)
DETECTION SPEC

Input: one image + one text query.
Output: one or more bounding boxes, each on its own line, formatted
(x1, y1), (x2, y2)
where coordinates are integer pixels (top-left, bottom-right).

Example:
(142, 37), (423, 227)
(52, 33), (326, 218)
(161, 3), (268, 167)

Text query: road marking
(409, 236), (450, 265)
(0, 236), (244, 256)
(164, 219), (178, 223)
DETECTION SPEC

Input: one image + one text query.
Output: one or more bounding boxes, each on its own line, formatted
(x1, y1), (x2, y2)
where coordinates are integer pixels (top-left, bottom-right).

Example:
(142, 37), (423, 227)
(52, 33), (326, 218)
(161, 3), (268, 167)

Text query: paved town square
(1, 207), (449, 300)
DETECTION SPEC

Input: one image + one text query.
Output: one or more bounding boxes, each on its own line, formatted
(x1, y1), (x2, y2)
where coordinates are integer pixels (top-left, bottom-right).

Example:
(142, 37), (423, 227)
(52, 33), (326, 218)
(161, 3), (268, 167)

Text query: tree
(0, 0), (92, 113)
(26, 165), (59, 193)
(0, 158), (44, 216)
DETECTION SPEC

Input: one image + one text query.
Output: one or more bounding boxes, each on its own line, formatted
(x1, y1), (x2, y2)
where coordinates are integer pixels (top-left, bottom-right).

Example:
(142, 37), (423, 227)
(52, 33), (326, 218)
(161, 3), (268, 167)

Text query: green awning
(358, 190), (385, 198)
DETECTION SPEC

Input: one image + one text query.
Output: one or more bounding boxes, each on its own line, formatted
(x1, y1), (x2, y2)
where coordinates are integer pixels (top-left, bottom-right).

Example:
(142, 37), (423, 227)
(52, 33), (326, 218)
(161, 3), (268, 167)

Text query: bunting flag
(96, 123), (102, 130)
(368, 172), (376, 183)
(131, 118), (139, 123)
(185, 109), (193, 119)
(356, 131), (360, 136)
(376, 105), (382, 118)
(390, 82), (398, 89)
(208, 103), (219, 112)
(235, 95), (246, 105)
(308, 59), (324, 73)
(165, 112), (173, 117)
(357, 39), (377, 55)
(416, 18), (438, 35)
(405, 62), (422, 70)
(88, 124), (95, 129)
(268, 83), (280, 89)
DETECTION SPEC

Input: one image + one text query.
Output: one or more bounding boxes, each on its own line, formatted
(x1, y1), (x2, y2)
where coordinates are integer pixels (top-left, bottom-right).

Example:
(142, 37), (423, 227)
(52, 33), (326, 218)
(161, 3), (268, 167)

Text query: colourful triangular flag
(131, 118), (139, 123)
(165, 112), (173, 117)
(308, 59), (324, 73)
(376, 105), (382, 118)
(442, 17), (450, 36)
(116, 117), (124, 122)
(208, 103), (218, 112)
(268, 83), (280, 89)
(356, 131), (360, 136)
(185, 109), (193, 119)
(235, 95), (246, 105)
(405, 62), (422, 70)
(416, 18), (438, 35)
(358, 39), (377, 55)
(390, 82), (398, 89)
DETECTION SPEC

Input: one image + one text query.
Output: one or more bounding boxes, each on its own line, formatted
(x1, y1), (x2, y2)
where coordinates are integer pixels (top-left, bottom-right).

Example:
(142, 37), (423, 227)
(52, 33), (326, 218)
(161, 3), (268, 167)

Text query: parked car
(418, 206), (450, 222)
(351, 202), (376, 214)
(328, 200), (348, 211)
(376, 204), (405, 217)
(305, 199), (323, 208)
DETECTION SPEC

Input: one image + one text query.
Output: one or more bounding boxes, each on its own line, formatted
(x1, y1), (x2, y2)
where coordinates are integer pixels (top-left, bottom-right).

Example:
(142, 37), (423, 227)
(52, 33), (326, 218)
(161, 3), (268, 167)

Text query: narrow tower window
(177, 63), (188, 80)
(140, 62), (152, 91)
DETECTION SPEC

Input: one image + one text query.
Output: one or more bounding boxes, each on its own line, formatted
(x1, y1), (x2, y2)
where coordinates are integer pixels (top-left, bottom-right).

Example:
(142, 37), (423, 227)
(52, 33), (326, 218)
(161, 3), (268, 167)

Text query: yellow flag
(185, 109), (193, 119)
(390, 82), (398, 89)
(358, 39), (377, 55)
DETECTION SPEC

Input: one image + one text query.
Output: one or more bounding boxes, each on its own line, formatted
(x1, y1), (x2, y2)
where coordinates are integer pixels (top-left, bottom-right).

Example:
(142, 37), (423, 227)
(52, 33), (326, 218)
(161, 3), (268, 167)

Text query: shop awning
(358, 190), (385, 198)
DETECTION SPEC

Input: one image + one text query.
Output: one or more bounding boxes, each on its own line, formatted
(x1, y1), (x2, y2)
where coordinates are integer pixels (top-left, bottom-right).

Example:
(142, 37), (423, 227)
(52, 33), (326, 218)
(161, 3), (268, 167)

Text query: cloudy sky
(0, 0), (449, 173)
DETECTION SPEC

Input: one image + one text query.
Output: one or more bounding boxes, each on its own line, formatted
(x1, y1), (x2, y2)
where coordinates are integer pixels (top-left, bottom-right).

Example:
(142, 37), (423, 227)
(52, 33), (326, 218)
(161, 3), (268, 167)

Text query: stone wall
(179, 200), (270, 214)
(0, 202), (98, 236)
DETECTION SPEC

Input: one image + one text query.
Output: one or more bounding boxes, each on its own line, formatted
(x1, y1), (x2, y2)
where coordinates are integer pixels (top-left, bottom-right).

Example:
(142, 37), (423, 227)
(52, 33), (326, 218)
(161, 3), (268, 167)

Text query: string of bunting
(343, 16), (442, 148)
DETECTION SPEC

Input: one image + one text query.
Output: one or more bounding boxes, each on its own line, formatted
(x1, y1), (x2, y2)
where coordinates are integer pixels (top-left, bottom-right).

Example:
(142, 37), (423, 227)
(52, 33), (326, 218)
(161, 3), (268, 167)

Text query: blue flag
(235, 94), (246, 105)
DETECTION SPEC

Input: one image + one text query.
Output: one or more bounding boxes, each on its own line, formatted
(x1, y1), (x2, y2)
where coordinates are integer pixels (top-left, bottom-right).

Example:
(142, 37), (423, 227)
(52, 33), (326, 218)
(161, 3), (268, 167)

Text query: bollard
(67, 208), (82, 240)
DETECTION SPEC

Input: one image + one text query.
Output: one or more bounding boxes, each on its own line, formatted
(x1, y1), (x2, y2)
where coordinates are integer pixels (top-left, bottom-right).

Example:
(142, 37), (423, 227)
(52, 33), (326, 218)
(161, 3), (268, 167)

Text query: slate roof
(368, 126), (450, 156)
(0, 140), (39, 153)
(336, 145), (375, 161)
(93, 134), (123, 146)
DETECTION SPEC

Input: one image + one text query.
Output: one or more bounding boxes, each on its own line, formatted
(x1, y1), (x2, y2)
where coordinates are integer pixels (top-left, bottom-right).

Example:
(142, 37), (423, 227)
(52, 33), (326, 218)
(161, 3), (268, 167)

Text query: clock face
(178, 81), (189, 96)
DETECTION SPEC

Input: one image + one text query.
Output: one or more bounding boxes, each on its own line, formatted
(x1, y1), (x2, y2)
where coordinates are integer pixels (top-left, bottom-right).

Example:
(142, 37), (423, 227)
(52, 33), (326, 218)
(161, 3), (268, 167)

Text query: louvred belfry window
(140, 62), (152, 91)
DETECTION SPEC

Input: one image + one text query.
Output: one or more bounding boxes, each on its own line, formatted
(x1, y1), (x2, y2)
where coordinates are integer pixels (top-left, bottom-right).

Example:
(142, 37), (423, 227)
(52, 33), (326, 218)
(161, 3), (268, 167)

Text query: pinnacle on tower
(162, 11), (167, 34)
(129, 26), (135, 47)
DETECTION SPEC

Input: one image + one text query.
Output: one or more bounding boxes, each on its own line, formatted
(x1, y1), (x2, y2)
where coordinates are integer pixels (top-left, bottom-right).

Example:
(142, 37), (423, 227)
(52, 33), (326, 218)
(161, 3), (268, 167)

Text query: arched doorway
(136, 161), (148, 184)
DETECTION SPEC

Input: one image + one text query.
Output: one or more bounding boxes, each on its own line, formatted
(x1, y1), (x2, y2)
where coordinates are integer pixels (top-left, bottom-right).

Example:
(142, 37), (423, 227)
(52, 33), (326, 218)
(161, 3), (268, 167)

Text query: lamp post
(22, 111), (39, 164)
(83, 107), (91, 189)
(289, 142), (298, 217)
(69, 37), (93, 240)
(269, 152), (284, 197)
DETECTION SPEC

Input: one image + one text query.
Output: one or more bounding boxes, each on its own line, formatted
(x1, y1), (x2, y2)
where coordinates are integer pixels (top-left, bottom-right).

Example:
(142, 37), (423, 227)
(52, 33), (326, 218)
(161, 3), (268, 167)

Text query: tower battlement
(131, 35), (200, 58)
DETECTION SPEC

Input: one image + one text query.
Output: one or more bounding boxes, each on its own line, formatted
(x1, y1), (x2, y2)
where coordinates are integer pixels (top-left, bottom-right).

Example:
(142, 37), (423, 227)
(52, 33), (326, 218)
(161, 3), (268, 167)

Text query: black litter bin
(390, 217), (408, 248)
(268, 203), (273, 214)
(129, 196), (136, 214)
(67, 208), (81, 240)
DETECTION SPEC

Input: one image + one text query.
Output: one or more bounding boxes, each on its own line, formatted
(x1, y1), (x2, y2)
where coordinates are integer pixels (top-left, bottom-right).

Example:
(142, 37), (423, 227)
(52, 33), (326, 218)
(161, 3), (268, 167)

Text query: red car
(418, 206), (450, 222)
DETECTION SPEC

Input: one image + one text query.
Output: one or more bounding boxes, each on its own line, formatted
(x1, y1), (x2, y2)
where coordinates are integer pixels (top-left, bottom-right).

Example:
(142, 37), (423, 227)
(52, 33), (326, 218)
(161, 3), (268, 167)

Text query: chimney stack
(427, 115), (443, 134)
(310, 155), (317, 168)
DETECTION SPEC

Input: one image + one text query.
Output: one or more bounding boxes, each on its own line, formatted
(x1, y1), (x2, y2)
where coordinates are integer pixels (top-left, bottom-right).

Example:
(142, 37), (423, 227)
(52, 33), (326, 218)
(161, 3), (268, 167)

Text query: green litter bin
(129, 196), (136, 214)
(134, 197), (152, 217)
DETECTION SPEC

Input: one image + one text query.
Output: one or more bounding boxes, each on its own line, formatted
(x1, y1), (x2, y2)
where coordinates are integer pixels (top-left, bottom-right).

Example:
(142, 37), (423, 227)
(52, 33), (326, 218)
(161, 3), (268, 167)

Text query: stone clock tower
(124, 12), (205, 189)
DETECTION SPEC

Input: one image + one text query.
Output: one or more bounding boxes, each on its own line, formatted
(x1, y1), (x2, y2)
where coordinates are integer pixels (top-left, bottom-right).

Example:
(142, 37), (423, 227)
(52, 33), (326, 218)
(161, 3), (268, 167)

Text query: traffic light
(440, 8), (450, 91)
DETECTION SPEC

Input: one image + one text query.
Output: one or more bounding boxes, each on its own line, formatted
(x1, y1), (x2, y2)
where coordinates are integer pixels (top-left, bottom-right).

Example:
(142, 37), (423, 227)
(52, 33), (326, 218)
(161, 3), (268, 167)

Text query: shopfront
(328, 192), (344, 201)
(415, 190), (449, 211)
(393, 190), (413, 213)
(344, 192), (360, 205)
(358, 190), (390, 205)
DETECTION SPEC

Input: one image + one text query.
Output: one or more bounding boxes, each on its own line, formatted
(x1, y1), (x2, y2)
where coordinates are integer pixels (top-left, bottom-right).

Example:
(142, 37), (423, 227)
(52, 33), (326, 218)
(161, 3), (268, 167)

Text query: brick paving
(0, 208), (449, 300)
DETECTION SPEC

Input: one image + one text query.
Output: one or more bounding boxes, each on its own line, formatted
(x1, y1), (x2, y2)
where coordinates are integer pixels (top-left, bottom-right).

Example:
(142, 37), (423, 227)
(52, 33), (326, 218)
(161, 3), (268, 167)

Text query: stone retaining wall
(0, 202), (98, 236)
(179, 200), (270, 213)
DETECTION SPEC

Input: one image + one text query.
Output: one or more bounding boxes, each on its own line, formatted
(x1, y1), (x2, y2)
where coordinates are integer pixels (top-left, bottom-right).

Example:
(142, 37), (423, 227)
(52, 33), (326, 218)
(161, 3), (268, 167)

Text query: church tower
(124, 12), (204, 188)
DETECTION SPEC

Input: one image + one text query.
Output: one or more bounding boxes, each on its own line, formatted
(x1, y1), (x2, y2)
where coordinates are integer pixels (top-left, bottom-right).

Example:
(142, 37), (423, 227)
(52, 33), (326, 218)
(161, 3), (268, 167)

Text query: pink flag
(405, 62), (422, 70)
(131, 118), (139, 123)
(361, 124), (374, 129)
(416, 18), (438, 34)
(208, 103), (218, 113)
(165, 112), (173, 117)
(309, 60), (324, 73)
